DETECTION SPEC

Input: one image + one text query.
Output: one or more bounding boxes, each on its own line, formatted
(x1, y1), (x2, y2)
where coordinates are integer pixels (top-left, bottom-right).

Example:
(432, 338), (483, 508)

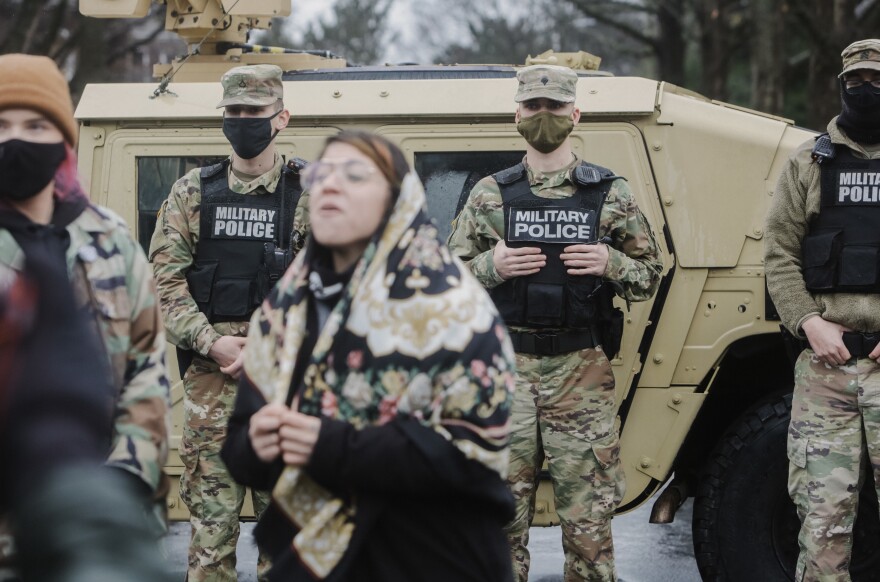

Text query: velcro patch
(507, 206), (595, 244)
(835, 171), (880, 205)
(210, 205), (277, 240)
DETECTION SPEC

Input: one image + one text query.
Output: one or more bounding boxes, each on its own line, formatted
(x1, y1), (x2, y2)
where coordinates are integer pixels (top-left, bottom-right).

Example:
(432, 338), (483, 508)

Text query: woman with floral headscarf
(222, 131), (516, 581)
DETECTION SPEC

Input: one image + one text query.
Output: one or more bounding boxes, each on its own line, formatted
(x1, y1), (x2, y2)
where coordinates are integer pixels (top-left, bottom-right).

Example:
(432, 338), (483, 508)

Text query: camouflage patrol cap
(515, 65), (577, 103)
(839, 39), (880, 77)
(217, 64), (283, 108)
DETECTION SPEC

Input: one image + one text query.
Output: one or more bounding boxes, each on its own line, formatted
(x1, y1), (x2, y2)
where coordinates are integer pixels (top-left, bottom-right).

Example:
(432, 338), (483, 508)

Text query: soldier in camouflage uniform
(765, 40), (880, 582)
(0, 53), (170, 578)
(448, 65), (662, 582)
(149, 64), (309, 582)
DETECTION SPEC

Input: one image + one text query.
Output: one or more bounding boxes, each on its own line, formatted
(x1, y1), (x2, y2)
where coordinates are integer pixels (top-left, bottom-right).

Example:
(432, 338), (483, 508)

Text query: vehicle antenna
(150, 0), (244, 99)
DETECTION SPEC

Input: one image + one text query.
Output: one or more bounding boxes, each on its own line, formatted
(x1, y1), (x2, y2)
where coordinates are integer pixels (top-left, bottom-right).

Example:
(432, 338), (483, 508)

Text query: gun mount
(79, 0), (345, 81)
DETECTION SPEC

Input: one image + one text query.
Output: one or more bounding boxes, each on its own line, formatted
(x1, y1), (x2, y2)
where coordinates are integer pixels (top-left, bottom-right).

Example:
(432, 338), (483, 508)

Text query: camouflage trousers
(506, 347), (625, 582)
(788, 350), (880, 582)
(180, 356), (271, 582)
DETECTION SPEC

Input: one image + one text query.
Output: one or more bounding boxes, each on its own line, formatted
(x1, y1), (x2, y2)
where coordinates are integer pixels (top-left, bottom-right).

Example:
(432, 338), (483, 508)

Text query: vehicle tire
(692, 393), (880, 581)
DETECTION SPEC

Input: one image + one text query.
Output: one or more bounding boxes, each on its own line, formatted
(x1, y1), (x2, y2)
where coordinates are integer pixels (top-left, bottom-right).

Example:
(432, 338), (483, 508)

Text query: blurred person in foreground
(0, 53), (170, 576)
(765, 39), (880, 581)
(0, 252), (173, 582)
(221, 131), (516, 581)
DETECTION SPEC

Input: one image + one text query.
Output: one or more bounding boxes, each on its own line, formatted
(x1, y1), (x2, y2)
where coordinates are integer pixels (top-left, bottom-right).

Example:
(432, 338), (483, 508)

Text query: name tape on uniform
(838, 171), (880, 204)
(212, 206), (277, 240)
(507, 207), (596, 244)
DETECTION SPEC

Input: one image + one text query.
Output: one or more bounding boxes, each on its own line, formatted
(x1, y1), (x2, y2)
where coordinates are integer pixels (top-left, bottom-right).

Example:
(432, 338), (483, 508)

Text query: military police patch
(507, 206), (596, 244)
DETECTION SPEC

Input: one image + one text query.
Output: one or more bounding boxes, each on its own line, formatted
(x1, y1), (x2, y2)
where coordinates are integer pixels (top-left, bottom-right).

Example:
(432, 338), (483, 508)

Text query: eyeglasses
(843, 78), (880, 89)
(301, 159), (379, 190)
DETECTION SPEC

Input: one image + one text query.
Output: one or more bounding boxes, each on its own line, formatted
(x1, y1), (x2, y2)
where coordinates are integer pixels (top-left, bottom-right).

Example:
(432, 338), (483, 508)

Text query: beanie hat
(0, 54), (78, 147)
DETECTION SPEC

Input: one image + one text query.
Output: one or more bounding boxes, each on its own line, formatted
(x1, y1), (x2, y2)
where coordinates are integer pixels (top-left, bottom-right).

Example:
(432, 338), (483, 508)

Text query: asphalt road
(162, 495), (701, 581)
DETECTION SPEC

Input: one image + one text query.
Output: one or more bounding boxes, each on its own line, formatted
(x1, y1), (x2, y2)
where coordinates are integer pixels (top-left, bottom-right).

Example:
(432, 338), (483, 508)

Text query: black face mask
(837, 80), (880, 145)
(0, 139), (67, 202)
(222, 110), (282, 160)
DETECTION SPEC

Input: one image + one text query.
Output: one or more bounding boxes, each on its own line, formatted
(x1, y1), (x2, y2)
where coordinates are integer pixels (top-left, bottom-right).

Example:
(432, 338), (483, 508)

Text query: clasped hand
(493, 240), (609, 279)
(248, 403), (321, 466)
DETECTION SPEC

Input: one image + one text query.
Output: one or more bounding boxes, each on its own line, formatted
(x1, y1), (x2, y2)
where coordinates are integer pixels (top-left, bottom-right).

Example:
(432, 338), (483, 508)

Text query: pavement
(162, 495), (701, 581)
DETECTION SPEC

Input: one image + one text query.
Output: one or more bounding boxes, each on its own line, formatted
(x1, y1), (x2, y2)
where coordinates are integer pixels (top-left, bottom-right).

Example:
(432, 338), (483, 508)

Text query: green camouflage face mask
(516, 111), (574, 153)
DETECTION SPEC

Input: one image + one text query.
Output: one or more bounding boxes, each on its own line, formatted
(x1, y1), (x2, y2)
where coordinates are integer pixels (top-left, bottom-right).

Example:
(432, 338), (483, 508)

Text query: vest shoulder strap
(199, 159), (230, 198)
(494, 163), (526, 185)
(811, 133), (837, 164)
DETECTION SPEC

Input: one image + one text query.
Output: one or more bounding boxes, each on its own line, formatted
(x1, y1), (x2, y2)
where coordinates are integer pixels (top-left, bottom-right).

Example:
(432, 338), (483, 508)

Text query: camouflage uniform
(0, 203), (171, 571)
(765, 40), (880, 582)
(150, 153), (309, 580)
(448, 152), (662, 581)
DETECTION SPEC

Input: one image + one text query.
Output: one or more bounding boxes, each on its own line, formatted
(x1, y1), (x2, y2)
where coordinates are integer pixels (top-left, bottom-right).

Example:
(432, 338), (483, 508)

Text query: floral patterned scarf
(242, 173), (515, 578)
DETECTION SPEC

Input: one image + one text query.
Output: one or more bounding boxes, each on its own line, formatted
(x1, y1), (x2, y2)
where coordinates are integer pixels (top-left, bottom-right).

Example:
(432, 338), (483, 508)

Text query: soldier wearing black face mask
(148, 64), (310, 582)
(765, 39), (880, 581)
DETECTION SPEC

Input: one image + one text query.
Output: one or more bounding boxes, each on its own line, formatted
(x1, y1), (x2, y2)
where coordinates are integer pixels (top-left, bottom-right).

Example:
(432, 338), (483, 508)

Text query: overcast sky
(288, 0), (425, 63)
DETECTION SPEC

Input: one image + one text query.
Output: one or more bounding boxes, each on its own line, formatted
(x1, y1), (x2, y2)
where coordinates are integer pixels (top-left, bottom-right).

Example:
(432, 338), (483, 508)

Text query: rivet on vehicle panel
(653, 354), (664, 364)
(743, 298), (751, 304)
(589, 89), (598, 94)
(672, 394), (683, 405)
(93, 132), (101, 140)
(754, 228), (763, 235)
(663, 197), (673, 206)
(536, 502), (547, 514)
(379, 91), (389, 97)
(332, 91), (342, 98)
(653, 143), (662, 151)
(640, 457), (652, 468)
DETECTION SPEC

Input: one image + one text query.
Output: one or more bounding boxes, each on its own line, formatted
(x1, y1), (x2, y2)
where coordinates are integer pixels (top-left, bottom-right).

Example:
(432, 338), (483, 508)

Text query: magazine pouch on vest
(490, 162), (621, 354)
(185, 159), (303, 324)
(803, 138), (880, 293)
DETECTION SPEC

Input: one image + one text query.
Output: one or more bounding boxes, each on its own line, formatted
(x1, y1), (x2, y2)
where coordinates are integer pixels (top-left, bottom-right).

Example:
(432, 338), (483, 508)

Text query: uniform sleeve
(764, 147), (822, 336)
(107, 232), (171, 493)
(600, 178), (664, 302)
(148, 170), (221, 356)
(292, 189), (310, 256)
(446, 177), (506, 289)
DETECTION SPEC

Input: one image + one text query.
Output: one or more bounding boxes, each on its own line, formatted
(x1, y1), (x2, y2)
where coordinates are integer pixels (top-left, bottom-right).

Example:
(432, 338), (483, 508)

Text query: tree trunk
(749, 0), (785, 114)
(656, 0), (686, 86)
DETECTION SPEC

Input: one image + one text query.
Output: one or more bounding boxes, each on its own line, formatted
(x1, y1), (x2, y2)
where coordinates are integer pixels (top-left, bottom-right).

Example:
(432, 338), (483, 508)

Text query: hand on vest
(560, 242), (609, 276)
(209, 335), (247, 377)
(279, 410), (321, 467)
(802, 316), (852, 366)
(493, 240), (546, 280)
(248, 402), (287, 463)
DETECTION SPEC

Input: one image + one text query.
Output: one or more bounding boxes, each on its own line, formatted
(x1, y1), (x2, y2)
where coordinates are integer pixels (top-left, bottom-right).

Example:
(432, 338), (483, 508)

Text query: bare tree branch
(567, 0), (661, 50)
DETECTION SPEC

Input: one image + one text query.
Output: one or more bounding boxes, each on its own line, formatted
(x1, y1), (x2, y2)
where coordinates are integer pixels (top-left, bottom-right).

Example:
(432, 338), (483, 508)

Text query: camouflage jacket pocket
(590, 431), (621, 470)
(77, 247), (132, 322)
(786, 427), (807, 469)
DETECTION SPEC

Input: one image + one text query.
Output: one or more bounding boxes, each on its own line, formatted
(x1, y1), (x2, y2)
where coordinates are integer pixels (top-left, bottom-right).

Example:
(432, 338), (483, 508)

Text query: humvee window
(414, 151), (524, 241)
(136, 156), (225, 253)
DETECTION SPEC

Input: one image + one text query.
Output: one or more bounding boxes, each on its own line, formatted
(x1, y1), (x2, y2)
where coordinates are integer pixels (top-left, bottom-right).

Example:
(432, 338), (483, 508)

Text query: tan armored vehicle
(74, 1), (880, 580)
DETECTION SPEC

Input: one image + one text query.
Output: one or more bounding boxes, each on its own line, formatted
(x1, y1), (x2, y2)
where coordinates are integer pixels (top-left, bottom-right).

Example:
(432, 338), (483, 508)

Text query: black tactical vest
(185, 159), (304, 323)
(489, 162), (617, 329)
(803, 134), (880, 293)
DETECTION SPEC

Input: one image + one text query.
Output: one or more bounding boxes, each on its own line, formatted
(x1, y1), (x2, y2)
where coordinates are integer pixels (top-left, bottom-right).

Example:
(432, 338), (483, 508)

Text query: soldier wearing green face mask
(448, 64), (663, 582)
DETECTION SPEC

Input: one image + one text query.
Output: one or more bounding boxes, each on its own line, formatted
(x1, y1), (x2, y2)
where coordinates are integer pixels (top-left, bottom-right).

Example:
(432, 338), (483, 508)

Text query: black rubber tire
(692, 393), (880, 581)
